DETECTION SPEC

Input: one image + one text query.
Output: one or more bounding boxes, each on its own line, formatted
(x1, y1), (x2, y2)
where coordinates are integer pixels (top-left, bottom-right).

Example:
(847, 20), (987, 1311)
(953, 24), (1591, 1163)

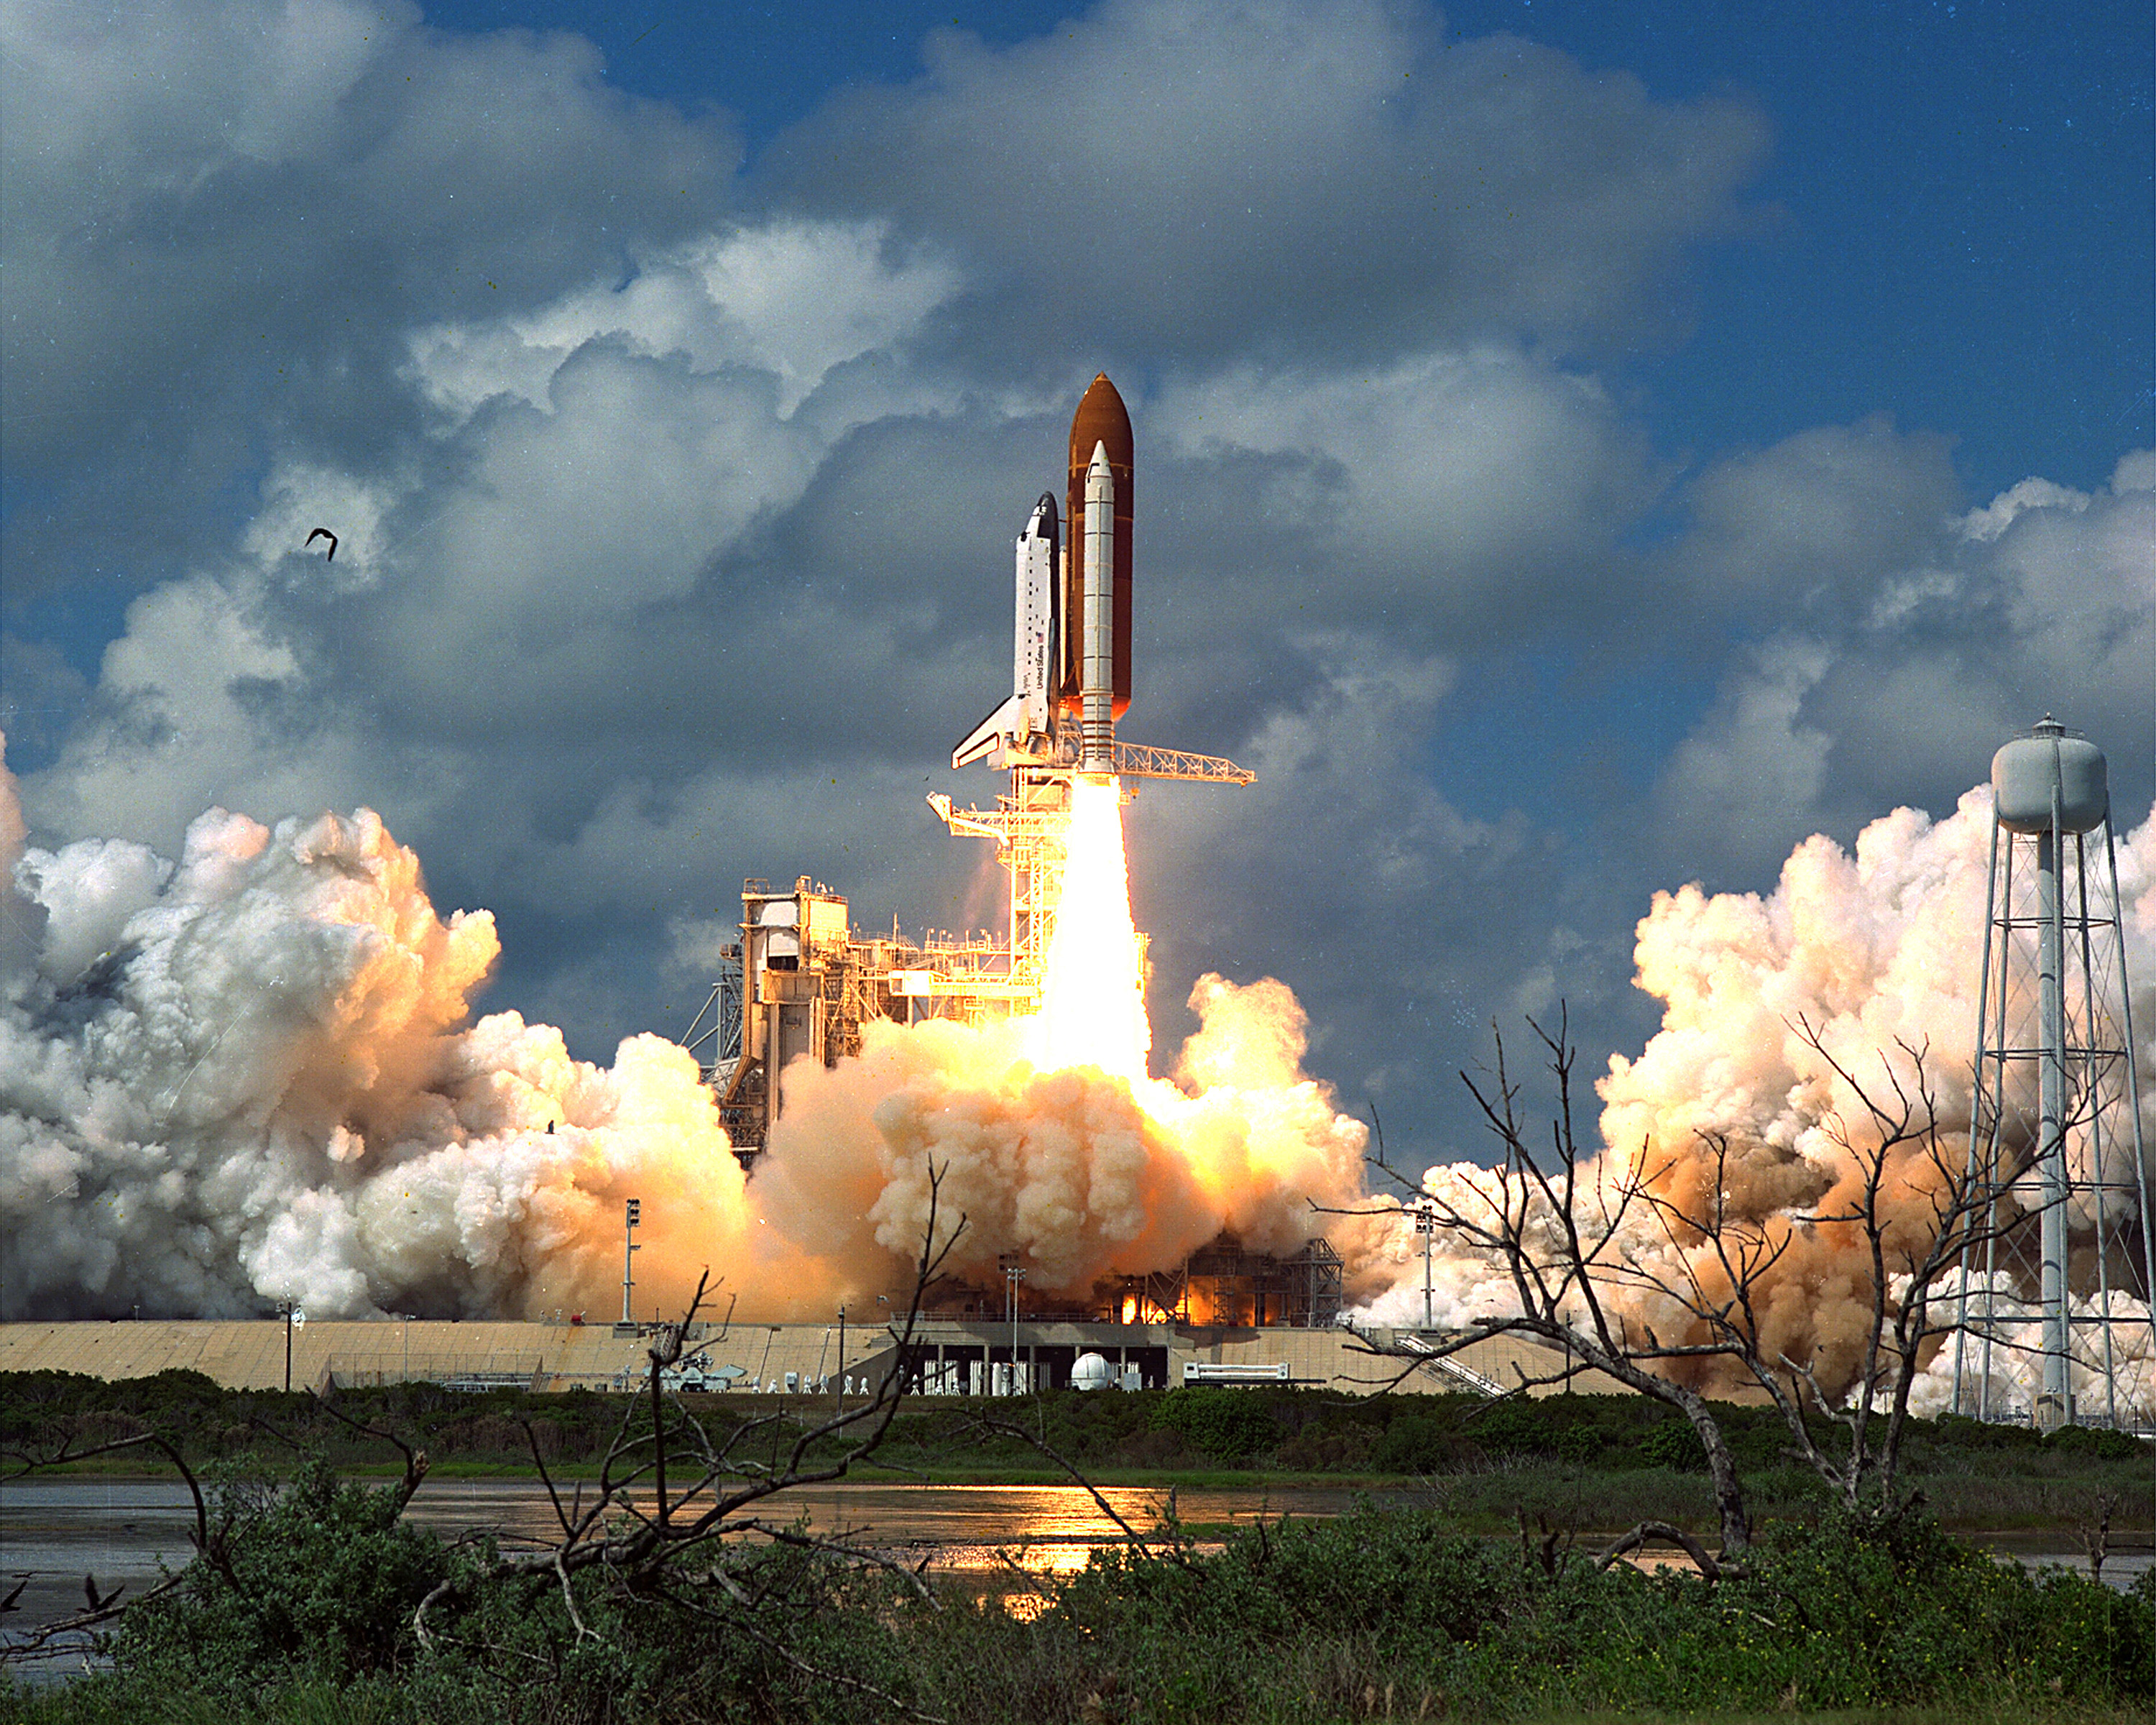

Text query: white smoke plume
(0, 748), (763, 1320)
(1, 750), (1369, 1320)
(1358, 785), (2156, 1415)
(753, 973), (1373, 1304)
(1902, 1275), (2153, 1422)
(10, 722), (2150, 1412)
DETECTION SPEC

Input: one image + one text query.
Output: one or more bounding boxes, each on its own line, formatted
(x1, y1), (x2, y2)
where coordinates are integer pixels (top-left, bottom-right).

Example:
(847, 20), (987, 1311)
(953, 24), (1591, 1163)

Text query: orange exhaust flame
(1028, 776), (1149, 1084)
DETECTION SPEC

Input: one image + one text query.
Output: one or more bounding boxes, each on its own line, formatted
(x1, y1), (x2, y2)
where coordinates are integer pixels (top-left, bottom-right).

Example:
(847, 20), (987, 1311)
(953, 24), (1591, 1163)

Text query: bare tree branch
(1350, 1009), (2019, 1559)
(1596, 1520), (1723, 1582)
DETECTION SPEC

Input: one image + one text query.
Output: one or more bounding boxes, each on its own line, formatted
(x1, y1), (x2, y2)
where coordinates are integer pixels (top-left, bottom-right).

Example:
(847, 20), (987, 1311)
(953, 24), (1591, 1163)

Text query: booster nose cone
(1063, 374), (1133, 718)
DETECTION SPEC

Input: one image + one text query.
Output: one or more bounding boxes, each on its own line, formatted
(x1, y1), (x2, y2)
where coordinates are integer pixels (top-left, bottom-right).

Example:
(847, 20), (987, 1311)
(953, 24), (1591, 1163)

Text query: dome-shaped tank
(1992, 717), (2109, 834)
(1070, 1351), (1114, 1392)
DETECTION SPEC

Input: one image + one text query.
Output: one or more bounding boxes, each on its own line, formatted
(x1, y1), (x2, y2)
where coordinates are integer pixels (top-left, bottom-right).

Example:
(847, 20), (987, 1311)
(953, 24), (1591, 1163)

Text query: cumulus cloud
(1150, 351), (1660, 633)
(1673, 417), (1963, 617)
(407, 220), (962, 423)
(1, 0), (742, 603)
(769, 0), (1766, 360)
(17, 205), (982, 857)
(6, 0), (2147, 1190)
(1652, 441), (2156, 881)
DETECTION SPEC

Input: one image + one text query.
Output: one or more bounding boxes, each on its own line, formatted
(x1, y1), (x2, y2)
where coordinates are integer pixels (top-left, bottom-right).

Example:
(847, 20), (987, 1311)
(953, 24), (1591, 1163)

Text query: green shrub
(103, 1458), (448, 1697)
(1552, 1420), (1606, 1463)
(1147, 1386), (1279, 1459)
(1273, 1424), (1376, 1471)
(1031, 1502), (2155, 1721)
(2043, 1423), (2147, 1460)
(1368, 1407), (1466, 1473)
(11, 1476), (2150, 1724)
(1470, 1398), (1556, 1456)
(1637, 1415), (1709, 1471)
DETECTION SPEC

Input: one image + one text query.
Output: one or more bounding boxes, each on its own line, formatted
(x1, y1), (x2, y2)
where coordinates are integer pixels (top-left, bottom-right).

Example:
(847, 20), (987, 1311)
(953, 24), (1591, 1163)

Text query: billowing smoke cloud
(1359, 785), (2156, 1417)
(0, 747), (763, 1321)
(1, 752), (1370, 1320)
(755, 973), (1372, 1301)
(11, 727), (2149, 1424)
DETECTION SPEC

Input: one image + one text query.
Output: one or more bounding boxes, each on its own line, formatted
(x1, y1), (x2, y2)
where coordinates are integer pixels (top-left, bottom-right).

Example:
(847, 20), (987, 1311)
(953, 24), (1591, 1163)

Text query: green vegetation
(4, 1368), (2151, 1721)
(2, 1459), (2149, 1724)
(3, 1372), (2145, 1533)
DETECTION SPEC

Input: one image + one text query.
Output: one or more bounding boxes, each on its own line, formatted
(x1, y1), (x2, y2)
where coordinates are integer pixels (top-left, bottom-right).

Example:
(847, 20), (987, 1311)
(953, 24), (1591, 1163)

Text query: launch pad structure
(676, 376), (1356, 1333)
(681, 873), (1040, 1155)
(687, 374), (1256, 1160)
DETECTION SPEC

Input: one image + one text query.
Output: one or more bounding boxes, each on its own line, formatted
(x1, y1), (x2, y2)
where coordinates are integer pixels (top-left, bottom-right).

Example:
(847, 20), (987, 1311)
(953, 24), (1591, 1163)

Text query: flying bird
(305, 528), (338, 563)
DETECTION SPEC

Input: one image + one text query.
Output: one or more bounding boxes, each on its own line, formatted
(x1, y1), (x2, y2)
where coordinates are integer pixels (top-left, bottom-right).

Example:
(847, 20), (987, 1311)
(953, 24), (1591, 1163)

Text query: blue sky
(3, 0), (2150, 1162)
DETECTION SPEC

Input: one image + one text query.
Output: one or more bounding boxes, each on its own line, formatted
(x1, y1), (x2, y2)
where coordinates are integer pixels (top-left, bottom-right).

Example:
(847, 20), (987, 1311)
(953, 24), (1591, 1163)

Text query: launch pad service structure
(933, 372), (1256, 983)
(688, 380), (1244, 1116)
(677, 376), (1353, 1335)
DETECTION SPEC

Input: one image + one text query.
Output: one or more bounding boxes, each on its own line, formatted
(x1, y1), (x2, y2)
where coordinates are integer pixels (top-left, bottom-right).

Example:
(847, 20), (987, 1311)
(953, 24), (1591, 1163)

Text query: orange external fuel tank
(1061, 373), (1133, 718)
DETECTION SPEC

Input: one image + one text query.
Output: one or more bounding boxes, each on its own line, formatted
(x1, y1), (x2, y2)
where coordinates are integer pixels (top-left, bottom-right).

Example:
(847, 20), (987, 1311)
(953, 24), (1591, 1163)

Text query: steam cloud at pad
(0, 707), (2147, 1406)
(1355, 786), (2156, 1416)
(7, 708), (2153, 1419)
(0, 748), (1372, 1324)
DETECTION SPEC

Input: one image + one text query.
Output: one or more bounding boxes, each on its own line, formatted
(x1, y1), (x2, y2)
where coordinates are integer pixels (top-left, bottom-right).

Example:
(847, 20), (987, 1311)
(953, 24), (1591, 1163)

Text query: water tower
(1953, 718), (2154, 1428)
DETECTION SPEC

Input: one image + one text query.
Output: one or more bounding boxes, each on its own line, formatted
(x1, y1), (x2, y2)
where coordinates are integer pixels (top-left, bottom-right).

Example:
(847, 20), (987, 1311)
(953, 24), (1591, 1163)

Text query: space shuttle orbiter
(950, 374), (1247, 788)
(951, 492), (1061, 770)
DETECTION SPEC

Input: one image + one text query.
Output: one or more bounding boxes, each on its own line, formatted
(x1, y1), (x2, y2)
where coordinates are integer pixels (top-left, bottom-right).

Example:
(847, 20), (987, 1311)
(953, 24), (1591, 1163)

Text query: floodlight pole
(277, 1300), (303, 1392)
(1415, 1203), (1436, 1331)
(622, 1198), (642, 1326)
(1003, 1259), (1027, 1396)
